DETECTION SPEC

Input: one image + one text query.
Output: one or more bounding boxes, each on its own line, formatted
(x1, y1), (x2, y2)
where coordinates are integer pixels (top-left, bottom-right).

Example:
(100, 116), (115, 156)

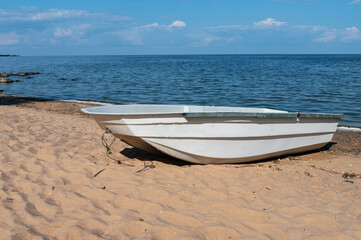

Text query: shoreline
(1, 93), (360, 128)
(1, 93), (360, 155)
(1, 94), (360, 155)
(1, 94), (360, 239)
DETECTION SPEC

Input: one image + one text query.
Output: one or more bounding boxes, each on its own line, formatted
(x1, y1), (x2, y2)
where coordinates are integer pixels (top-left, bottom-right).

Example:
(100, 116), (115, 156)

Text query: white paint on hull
(82, 104), (342, 164)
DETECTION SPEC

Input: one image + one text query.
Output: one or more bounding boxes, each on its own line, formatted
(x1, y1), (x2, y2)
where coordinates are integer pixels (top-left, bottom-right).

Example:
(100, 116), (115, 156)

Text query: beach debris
(272, 159), (281, 164)
(5, 198), (14, 202)
(93, 168), (106, 178)
(342, 172), (359, 179)
(339, 178), (354, 184)
(306, 165), (341, 175)
(304, 171), (313, 177)
(0, 78), (14, 83)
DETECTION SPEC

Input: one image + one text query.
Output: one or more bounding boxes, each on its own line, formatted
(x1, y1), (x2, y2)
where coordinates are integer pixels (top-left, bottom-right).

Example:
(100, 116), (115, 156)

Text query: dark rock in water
(0, 89), (3, 92)
(0, 78), (14, 83)
(25, 72), (39, 75)
(60, 78), (67, 80)
(2, 72), (39, 77)
(15, 80), (21, 82)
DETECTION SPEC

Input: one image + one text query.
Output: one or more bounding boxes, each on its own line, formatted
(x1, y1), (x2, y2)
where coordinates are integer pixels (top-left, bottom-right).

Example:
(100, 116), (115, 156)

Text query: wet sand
(1, 95), (360, 239)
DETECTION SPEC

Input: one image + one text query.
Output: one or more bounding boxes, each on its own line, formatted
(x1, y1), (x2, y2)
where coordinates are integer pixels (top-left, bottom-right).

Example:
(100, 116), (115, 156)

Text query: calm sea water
(1, 55), (360, 127)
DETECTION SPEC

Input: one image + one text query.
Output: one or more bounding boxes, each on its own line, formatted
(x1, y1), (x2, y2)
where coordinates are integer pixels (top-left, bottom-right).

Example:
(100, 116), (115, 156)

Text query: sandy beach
(0, 94), (360, 240)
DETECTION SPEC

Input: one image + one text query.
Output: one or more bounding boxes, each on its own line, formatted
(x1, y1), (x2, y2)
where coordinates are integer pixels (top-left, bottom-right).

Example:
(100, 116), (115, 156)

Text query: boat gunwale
(81, 105), (343, 119)
(82, 109), (343, 119)
(185, 112), (344, 119)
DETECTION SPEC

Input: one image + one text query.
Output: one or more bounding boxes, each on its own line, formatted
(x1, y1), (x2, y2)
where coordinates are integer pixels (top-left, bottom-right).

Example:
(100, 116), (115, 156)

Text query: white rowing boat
(82, 104), (343, 164)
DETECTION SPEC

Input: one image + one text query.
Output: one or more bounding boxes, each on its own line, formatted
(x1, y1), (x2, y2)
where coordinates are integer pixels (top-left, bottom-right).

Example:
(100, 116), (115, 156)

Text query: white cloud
(342, 26), (361, 41)
(0, 7), (130, 22)
(293, 25), (326, 32)
(110, 20), (186, 45)
(348, 0), (361, 5)
(54, 28), (72, 37)
(207, 19), (287, 32)
(53, 24), (91, 37)
(207, 25), (249, 31)
(169, 20), (186, 28)
(29, 9), (89, 21)
(253, 18), (287, 28)
(111, 30), (143, 45)
(202, 36), (221, 45)
(193, 35), (242, 46)
(207, 18), (286, 32)
(313, 27), (361, 43)
(0, 8), (89, 21)
(133, 20), (186, 31)
(0, 33), (19, 45)
(227, 36), (243, 42)
(314, 31), (337, 42)
(134, 21), (186, 31)
(138, 23), (159, 29)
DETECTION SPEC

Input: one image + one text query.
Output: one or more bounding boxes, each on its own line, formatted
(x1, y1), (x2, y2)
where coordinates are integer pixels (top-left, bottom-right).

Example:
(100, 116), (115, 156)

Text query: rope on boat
(136, 160), (155, 173)
(101, 129), (156, 172)
(101, 130), (135, 167)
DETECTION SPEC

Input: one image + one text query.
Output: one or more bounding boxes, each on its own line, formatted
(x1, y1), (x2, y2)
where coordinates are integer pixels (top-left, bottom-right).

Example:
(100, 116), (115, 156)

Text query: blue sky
(0, 0), (361, 55)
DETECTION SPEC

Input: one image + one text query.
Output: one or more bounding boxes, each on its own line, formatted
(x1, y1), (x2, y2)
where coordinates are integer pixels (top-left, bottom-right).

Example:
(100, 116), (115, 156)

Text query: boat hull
(82, 105), (341, 164)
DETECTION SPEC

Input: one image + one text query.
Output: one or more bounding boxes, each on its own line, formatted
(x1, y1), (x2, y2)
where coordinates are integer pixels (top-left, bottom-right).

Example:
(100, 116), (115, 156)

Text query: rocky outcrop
(1, 72), (12, 77)
(1, 72), (39, 77)
(17, 72), (39, 76)
(0, 78), (14, 83)
(0, 72), (39, 84)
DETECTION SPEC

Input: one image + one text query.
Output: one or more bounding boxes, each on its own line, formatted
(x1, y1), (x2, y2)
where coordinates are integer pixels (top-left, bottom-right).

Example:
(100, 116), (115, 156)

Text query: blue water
(1, 55), (360, 127)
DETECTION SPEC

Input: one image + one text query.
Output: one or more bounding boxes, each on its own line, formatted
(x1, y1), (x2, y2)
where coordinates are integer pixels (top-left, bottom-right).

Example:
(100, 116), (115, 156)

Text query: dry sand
(0, 95), (360, 240)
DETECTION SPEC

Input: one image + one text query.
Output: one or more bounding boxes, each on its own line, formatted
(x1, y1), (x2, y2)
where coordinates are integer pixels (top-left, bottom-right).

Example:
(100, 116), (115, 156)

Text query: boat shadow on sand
(119, 142), (338, 167)
(120, 147), (192, 167)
